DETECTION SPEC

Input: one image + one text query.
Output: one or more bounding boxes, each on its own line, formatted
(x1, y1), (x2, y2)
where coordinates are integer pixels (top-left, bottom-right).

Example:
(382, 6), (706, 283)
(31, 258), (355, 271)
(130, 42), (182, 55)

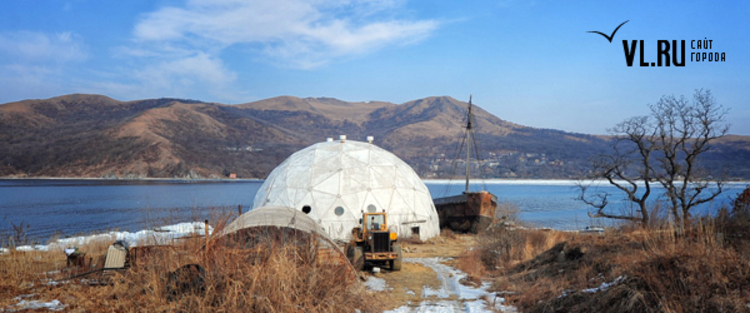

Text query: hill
(1, 94), (748, 179)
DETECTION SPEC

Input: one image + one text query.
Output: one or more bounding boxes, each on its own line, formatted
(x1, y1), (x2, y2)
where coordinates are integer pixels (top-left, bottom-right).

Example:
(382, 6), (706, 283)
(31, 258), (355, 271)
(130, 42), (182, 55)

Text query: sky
(1, 0), (748, 135)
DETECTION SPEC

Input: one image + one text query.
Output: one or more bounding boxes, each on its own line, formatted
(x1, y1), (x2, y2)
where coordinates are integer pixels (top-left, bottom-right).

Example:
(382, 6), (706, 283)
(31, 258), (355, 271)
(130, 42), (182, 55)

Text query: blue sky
(1, 0), (748, 135)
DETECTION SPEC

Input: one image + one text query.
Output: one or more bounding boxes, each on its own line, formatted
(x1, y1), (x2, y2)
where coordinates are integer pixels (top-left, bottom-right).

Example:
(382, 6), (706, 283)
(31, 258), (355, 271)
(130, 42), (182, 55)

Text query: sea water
(0, 179), (260, 244)
(0, 179), (746, 246)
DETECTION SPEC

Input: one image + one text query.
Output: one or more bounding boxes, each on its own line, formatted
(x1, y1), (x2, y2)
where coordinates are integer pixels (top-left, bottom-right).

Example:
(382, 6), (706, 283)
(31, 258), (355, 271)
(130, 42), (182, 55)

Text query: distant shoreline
(2, 176), (748, 186)
(0, 176), (264, 182)
(424, 179), (750, 186)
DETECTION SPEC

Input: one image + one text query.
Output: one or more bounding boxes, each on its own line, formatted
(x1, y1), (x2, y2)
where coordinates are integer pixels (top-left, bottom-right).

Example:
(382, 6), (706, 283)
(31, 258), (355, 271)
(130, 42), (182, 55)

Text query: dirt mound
(525, 277), (654, 313)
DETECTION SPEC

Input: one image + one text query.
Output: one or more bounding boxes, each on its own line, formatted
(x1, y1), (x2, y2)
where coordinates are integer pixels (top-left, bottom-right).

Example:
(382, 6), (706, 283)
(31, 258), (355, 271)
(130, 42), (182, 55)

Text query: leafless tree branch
(577, 89), (728, 230)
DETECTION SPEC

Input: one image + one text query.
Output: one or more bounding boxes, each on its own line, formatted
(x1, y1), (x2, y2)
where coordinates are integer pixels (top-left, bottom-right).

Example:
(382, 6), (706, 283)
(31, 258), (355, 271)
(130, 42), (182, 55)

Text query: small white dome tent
(216, 206), (358, 278)
(253, 137), (440, 241)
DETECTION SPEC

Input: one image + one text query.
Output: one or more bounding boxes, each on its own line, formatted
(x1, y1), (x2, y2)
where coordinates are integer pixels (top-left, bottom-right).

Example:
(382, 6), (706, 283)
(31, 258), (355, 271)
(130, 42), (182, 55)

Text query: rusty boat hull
(433, 191), (497, 233)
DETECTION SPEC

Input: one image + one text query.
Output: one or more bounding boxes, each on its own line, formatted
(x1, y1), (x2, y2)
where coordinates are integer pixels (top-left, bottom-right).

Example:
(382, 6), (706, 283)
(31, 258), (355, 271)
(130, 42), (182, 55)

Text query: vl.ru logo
(622, 39), (685, 67)
(588, 21), (726, 67)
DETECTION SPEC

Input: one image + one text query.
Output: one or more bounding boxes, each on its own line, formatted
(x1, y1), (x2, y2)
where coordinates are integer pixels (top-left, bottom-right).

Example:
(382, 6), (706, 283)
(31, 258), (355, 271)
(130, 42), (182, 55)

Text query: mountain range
(1, 94), (749, 179)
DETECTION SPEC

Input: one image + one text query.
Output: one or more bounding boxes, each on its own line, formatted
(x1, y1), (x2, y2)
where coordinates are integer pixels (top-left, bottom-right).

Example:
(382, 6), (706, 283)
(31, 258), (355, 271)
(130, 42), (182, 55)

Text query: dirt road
(363, 235), (516, 313)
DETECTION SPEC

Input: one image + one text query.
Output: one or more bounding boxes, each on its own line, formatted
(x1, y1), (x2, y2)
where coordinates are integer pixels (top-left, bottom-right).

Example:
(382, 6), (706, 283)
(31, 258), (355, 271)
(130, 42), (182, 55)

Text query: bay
(0, 179), (261, 244)
(0, 179), (746, 245)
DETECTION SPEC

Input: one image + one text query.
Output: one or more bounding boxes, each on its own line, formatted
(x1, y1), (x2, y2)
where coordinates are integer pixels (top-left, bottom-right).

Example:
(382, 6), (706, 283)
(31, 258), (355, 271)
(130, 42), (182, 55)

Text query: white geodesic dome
(253, 138), (439, 241)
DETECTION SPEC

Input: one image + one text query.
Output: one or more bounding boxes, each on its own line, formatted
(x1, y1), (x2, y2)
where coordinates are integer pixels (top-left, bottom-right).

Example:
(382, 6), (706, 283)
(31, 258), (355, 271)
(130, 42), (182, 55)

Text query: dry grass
(457, 201), (575, 277)
(455, 202), (577, 291)
(452, 189), (750, 313)
(462, 217), (750, 313)
(0, 227), (381, 313)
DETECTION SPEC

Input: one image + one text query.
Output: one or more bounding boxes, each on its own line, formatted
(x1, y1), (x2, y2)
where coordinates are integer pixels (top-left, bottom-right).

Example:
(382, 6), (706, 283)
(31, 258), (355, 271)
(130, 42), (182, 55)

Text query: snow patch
(365, 276), (388, 292)
(385, 257), (517, 313)
(413, 257), (492, 300)
(4, 294), (66, 312)
(583, 276), (626, 293)
(560, 275), (627, 298)
(1, 222), (212, 254)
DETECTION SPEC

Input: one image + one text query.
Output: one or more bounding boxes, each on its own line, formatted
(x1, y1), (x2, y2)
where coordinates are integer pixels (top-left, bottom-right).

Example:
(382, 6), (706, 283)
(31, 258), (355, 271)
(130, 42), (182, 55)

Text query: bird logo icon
(588, 20), (629, 43)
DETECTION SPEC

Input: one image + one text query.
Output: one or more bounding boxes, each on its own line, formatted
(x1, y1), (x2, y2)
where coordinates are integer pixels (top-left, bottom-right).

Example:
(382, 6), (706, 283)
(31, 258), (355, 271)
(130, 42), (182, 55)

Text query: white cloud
(0, 31), (89, 103)
(95, 0), (440, 103)
(0, 31), (88, 64)
(0, 64), (61, 101)
(132, 53), (237, 99)
(131, 0), (439, 68)
(0, 1), (438, 103)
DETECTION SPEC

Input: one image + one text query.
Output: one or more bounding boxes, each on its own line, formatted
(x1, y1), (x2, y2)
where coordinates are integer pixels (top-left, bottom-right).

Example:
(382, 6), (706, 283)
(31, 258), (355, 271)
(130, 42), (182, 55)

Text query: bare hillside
(1, 94), (748, 179)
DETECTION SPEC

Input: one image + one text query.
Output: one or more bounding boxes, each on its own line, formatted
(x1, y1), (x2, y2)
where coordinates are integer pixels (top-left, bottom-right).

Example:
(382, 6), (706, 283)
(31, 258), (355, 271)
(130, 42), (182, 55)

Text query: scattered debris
(580, 226), (605, 234)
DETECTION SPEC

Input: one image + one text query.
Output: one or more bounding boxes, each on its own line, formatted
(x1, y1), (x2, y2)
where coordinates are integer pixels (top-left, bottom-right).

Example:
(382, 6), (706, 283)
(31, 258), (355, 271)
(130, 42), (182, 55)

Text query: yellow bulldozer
(346, 212), (402, 271)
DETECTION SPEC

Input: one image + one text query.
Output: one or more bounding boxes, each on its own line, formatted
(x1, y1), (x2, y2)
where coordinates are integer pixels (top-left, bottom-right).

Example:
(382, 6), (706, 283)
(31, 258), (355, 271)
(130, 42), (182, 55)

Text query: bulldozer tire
(352, 246), (364, 271)
(390, 244), (402, 271)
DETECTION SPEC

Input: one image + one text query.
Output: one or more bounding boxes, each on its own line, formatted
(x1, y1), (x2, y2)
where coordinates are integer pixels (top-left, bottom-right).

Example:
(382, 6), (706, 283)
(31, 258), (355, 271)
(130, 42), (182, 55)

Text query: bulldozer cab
(353, 212), (393, 242)
(364, 213), (387, 232)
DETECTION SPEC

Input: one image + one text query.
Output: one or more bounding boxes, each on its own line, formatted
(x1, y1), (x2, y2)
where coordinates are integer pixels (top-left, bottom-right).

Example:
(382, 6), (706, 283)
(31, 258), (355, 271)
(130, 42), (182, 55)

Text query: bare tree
(577, 115), (656, 226)
(578, 89), (728, 230)
(652, 89), (729, 232)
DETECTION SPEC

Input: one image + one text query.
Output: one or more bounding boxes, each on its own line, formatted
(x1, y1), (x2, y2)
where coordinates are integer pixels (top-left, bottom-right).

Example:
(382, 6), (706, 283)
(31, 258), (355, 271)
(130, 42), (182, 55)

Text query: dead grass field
(455, 220), (750, 313)
(4, 223), (750, 313)
(0, 232), (382, 313)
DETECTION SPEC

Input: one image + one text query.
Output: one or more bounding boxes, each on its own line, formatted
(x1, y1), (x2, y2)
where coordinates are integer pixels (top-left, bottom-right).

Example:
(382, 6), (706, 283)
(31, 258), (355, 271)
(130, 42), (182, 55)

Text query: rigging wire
(469, 119), (488, 192)
(442, 121), (467, 197)
(439, 96), (488, 196)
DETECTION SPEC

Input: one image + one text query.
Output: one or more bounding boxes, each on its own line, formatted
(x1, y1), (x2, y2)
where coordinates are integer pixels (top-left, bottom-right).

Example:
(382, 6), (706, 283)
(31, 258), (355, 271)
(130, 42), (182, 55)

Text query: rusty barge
(434, 190), (497, 233)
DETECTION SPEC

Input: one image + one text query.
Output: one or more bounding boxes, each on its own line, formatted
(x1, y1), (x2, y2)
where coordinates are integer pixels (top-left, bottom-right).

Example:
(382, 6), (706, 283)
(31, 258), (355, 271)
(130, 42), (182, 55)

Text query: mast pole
(465, 95), (472, 193)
